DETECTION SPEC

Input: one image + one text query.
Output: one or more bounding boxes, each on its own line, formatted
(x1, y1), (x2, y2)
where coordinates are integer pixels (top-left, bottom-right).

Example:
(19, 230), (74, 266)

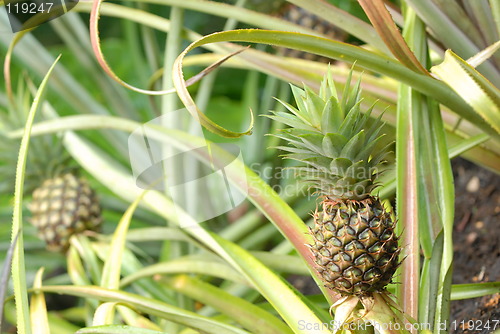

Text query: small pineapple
(29, 173), (102, 252)
(270, 70), (399, 296)
(0, 79), (102, 252)
(247, 1), (346, 63)
(276, 3), (347, 62)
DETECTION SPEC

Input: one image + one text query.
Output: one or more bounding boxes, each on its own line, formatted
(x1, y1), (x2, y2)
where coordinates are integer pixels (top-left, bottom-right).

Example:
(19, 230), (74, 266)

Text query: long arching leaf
(10, 55), (61, 334)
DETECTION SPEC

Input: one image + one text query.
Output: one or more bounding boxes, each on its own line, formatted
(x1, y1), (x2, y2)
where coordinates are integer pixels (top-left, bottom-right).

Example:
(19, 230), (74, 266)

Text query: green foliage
(0, 0), (499, 333)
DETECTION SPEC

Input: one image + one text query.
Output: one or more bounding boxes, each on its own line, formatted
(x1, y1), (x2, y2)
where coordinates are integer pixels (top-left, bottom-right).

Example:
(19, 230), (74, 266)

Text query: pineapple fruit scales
(29, 173), (102, 252)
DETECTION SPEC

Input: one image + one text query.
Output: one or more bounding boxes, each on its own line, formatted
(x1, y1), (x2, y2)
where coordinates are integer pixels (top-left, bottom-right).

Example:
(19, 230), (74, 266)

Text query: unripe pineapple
(270, 70), (400, 296)
(276, 3), (347, 62)
(0, 80), (102, 252)
(312, 199), (399, 295)
(247, 1), (346, 62)
(29, 173), (102, 252)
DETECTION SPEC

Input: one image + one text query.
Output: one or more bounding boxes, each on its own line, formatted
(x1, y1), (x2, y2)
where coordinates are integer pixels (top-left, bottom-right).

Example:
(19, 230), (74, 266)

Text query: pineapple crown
(270, 69), (391, 200)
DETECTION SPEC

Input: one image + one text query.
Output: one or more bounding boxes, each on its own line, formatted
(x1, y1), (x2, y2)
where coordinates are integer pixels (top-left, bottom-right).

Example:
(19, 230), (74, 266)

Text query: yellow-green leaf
(30, 268), (50, 334)
(431, 50), (500, 134)
(11, 55), (61, 334)
(101, 191), (148, 290)
(92, 303), (118, 327)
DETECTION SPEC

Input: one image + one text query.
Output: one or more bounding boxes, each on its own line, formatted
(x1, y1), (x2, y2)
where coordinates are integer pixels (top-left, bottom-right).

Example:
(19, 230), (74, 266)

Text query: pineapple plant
(269, 70), (401, 318)
(0, 81), (102, 252)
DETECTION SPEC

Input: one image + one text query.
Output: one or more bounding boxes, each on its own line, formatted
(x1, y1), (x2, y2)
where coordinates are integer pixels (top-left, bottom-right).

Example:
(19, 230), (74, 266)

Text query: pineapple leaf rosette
(270, 69), (402, 324)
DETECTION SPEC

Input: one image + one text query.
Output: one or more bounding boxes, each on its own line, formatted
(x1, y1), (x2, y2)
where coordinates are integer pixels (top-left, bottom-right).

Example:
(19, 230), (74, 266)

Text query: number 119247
(451, 319), (499, 331)
(6, 2), (53, 14)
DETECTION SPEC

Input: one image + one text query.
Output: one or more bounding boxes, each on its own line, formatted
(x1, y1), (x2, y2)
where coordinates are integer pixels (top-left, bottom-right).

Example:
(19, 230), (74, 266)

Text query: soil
(450, 158), (500, 334)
